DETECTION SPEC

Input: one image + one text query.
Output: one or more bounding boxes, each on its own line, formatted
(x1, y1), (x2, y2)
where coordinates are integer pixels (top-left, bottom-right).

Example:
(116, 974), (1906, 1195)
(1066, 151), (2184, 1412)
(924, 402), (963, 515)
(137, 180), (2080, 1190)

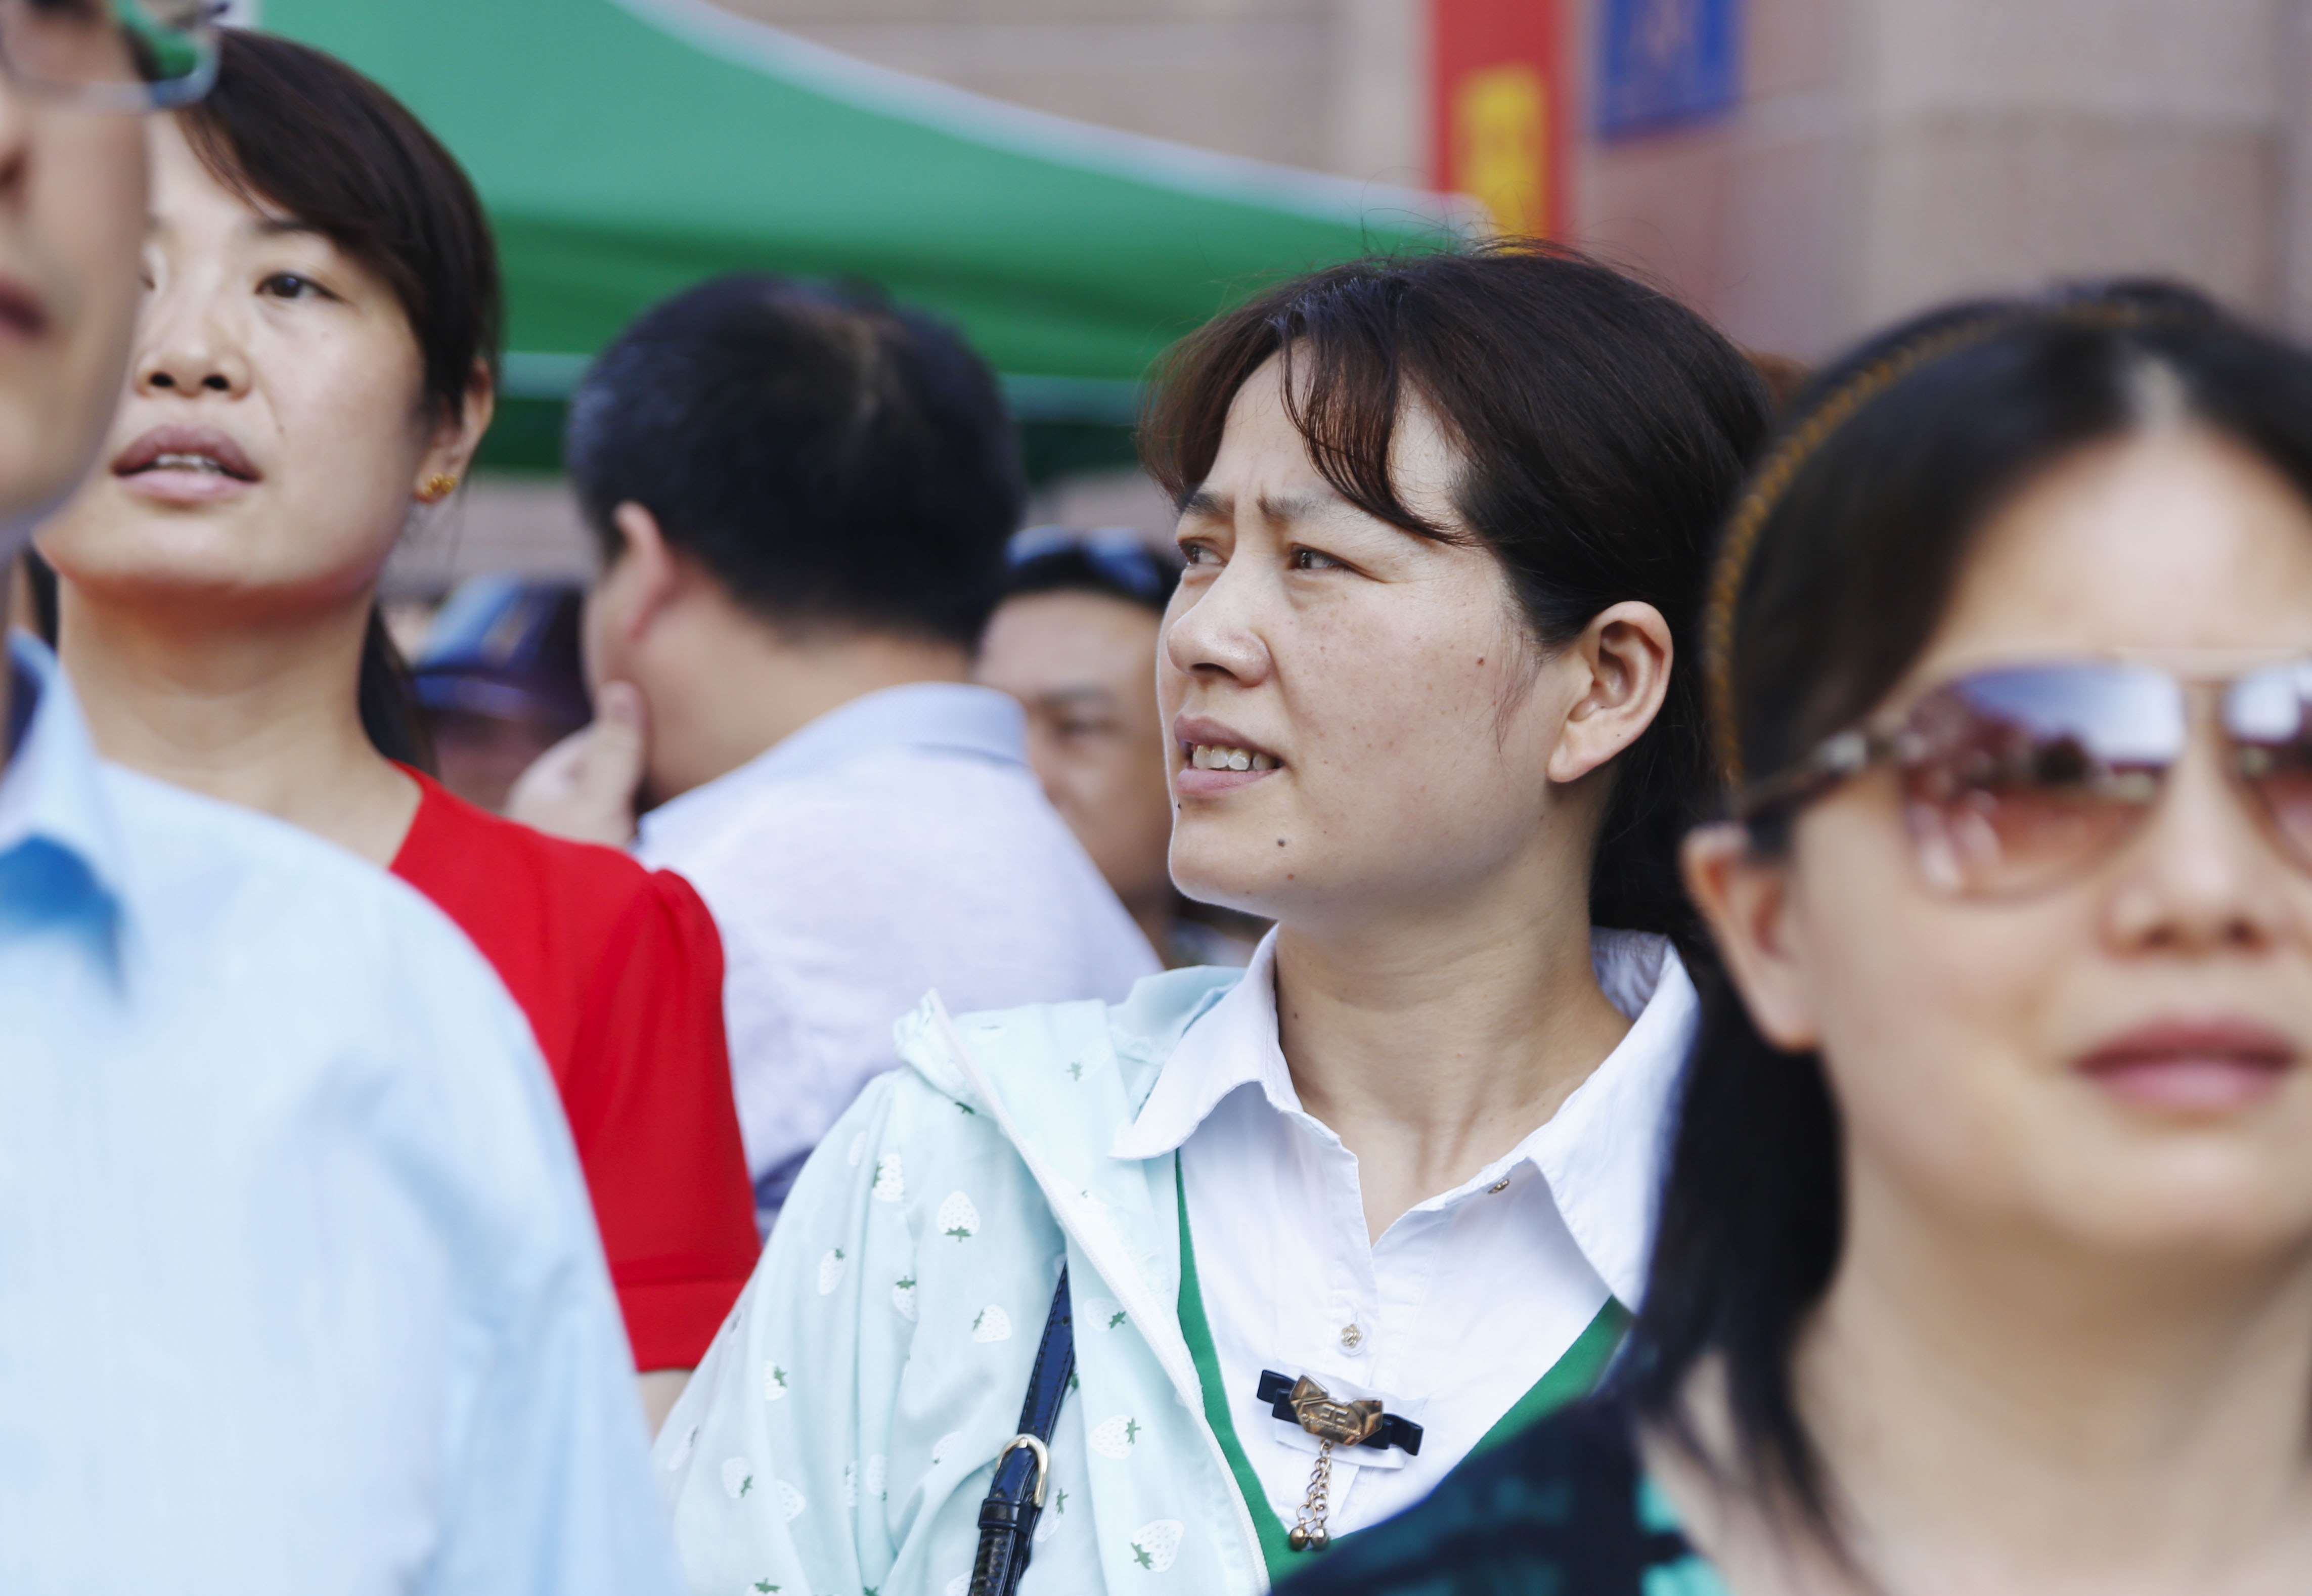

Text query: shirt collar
(1113, 929), (1298, 1158)
(639, 681), (1027, 848)
(1112, 924), (1697, 1308)
(1526, 930), (1697, 1307)
(0, 632), (128, 916)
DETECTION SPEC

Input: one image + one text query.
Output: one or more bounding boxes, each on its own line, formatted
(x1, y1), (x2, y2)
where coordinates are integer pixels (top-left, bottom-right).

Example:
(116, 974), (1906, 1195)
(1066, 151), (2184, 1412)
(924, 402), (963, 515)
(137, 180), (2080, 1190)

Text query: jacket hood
(893, 963), (1245, 1186)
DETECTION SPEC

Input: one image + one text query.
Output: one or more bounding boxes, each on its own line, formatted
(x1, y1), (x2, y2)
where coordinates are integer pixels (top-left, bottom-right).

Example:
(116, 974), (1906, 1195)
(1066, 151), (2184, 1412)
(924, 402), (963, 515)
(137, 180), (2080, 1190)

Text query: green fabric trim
(1636, 1474), (1683, 1534)
(1174, 1158), (1303, 1578)
(1637, 1475), (1737, 1595)
(1643, 1553), (1738, 1596)
(1468, 1294), (1632, 1459)
(1172, 1155), (1630, 1583)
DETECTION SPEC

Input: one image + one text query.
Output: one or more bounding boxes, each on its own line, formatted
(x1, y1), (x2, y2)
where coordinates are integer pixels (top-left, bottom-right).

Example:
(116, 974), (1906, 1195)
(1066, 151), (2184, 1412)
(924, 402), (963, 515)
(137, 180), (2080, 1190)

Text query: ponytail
(358, 604), (435, 773)
(1619, 958), (1844, 1520)
(19, 549), (58, 646)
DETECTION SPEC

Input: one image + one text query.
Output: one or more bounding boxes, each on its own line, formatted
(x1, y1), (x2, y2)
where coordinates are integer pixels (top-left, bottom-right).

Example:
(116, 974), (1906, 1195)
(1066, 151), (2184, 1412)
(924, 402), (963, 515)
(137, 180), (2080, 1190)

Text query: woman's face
(36, 118), (476, 619)
(1159, 354), (1664, 931)
(1700, 427), (2312, 1264)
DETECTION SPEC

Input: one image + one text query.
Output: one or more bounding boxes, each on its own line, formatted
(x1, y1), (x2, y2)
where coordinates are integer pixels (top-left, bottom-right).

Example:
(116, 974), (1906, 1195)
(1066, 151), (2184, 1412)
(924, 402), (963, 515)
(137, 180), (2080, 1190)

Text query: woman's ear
(1683, 823), (1823, 1052)
(415, 359), (497, 498)
(1545, 600), (1673, 785)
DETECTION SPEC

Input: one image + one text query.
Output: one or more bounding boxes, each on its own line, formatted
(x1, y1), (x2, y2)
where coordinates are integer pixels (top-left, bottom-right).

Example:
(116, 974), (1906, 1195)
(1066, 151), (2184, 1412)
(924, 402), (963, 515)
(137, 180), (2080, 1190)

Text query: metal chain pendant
(1287, 1440), (1337, 1551)
(1281, 1375), (1381, 1554)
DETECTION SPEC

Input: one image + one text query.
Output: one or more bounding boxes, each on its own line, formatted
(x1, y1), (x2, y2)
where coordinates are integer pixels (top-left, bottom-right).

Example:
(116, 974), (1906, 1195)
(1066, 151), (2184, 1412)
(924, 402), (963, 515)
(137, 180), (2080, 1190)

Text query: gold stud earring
(419, 473), (460, 503)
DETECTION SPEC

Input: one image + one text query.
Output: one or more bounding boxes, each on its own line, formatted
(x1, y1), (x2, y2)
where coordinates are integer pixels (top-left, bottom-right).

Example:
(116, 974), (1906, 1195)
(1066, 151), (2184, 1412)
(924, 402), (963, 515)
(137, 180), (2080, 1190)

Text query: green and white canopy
(259, 0), (1465, 467)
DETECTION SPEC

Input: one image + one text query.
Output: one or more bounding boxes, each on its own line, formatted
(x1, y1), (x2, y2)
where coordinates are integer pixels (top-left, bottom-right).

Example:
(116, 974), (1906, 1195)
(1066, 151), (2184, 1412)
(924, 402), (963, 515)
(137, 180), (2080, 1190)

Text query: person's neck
(1731, 1178), (2312, 1594)
(1274, 858), (1633, 1240)
(1128, 894), (1178, 965)
(57, 581), (418, 865)
(641, 600), (973, 802)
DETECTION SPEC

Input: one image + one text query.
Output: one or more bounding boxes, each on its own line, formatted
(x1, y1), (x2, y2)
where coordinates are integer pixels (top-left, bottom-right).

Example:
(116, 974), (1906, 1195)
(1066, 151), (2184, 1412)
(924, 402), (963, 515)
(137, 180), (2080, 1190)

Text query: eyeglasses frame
(0, 0), (221, 114)
(1732, 656), (2312, 898)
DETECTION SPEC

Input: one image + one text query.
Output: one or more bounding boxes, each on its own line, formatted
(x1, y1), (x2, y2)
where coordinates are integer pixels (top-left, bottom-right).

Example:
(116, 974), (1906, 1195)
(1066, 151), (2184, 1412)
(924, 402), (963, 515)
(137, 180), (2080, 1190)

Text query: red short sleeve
(390, 772), (759, 1369)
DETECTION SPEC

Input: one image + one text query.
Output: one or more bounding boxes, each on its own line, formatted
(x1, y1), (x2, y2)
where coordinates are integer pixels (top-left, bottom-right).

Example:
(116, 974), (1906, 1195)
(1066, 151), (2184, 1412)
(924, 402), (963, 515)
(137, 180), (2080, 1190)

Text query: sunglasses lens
(1898, 666), (2180, 895)
(2229, 663), (2312, 866)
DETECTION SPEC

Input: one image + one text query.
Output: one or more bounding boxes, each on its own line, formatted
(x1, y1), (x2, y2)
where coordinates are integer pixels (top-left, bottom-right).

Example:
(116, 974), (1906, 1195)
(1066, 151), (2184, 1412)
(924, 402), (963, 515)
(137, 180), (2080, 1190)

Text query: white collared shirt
(636, 683), (1160, 1229)
(1111, 927), (1696, 1537)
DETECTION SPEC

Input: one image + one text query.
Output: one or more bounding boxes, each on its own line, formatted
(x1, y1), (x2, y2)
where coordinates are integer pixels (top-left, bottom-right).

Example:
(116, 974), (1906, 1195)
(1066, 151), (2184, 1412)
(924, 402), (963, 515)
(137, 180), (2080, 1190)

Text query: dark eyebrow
(1175, 486), (1339, 525)
(250, 218), (329, 242)
(1256, 490), (1333, 526)
(1177, 487), (1229, 522)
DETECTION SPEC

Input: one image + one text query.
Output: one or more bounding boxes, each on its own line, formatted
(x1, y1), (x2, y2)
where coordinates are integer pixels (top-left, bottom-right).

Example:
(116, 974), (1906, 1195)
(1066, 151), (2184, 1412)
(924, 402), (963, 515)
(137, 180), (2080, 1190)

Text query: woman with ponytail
(654, 243), (1768, 1596)
(35, 30), (759, 1432)
(1300, 283), (2312, 1594)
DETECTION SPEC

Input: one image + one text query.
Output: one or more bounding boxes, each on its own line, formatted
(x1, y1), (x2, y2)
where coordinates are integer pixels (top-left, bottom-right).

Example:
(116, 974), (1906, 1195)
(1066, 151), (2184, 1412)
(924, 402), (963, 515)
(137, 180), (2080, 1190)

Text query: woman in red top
(35, 32), (758, 1431)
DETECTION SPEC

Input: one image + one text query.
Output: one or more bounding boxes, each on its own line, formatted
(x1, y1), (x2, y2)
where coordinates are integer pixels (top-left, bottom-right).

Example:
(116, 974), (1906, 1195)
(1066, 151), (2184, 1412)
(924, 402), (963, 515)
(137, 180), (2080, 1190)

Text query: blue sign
(1596, 0), (1741, 139)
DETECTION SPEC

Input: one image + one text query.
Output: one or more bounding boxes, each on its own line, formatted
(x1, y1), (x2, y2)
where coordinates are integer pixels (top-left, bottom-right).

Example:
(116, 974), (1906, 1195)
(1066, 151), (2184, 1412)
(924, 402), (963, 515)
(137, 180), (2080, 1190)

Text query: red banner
(1432, 0), (1569, 238)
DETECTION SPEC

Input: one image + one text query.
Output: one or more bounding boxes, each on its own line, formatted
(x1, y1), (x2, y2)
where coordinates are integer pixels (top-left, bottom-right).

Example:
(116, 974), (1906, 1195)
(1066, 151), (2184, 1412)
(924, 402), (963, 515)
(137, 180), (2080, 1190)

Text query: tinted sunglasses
(1740, 658), (2312, 897)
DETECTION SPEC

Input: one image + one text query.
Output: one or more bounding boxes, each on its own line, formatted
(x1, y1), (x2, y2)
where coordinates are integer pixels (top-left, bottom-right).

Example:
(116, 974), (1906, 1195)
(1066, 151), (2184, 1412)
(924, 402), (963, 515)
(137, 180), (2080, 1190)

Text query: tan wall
(1584, 0), (2298, 359)
(707, 0), (2307, 360)
(702, 0), (1430, 183)
(1576, 0), (1848, 357)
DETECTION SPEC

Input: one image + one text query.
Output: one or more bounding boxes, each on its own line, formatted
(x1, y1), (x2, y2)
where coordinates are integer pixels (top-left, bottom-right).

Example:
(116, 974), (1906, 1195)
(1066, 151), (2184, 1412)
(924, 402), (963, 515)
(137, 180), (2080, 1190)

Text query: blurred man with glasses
(0, 11), (683, 1592)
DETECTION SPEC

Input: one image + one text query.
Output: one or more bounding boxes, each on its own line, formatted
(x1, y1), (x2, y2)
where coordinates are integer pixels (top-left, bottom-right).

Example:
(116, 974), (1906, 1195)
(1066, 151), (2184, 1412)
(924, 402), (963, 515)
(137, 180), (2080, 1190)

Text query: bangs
(1143, 261), (1476, 547)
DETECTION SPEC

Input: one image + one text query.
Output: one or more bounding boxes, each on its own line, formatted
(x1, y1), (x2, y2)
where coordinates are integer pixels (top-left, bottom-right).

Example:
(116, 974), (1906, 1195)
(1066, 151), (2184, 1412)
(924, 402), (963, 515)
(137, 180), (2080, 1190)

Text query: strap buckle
(994, 1433), (1052, 1508)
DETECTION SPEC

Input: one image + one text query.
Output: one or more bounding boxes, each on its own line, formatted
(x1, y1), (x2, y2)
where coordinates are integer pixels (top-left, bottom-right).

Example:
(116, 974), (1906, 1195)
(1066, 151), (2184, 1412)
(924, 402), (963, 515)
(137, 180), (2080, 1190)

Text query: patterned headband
(1702, 298), (2164, 796)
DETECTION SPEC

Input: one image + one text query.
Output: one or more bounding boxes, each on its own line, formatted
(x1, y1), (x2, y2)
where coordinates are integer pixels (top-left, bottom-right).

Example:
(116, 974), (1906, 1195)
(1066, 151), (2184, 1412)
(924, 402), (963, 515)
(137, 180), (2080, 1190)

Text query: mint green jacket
(655, 968), (1271, 1596)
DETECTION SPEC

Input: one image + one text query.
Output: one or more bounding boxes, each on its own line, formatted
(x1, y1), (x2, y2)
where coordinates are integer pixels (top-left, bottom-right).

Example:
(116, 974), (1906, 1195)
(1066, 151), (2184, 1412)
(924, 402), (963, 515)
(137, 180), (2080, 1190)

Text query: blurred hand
(507, 681), (649, 849)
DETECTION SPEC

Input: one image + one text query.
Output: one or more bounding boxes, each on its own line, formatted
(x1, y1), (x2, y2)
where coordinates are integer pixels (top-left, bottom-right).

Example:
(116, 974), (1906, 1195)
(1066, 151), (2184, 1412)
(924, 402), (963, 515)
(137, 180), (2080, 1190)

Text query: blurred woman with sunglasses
(1299, 285), (2312, 1595)
(654, 245), (1769, 1595)
(33, 30), (759, 1431)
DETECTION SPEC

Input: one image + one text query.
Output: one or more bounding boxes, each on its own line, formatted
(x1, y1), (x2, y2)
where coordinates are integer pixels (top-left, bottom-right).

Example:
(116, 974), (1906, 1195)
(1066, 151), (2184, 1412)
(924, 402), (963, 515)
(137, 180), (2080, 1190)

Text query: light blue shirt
(0, 638), (684, 1595)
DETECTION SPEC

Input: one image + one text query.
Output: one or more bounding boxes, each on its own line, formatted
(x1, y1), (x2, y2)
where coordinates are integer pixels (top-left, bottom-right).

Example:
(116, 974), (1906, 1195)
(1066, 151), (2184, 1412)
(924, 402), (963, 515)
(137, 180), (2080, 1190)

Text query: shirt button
(1487, 1177), (1510, 1194)
(1340, 1322), (1363, 1351)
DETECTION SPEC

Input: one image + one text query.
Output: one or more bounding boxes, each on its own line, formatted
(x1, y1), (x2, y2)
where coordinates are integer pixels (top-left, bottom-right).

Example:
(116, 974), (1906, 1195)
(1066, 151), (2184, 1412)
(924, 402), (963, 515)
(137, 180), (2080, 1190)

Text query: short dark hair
(183, 30), (498, 771)
(1624, 282), (2312, 1540)
(1140, 242), (1773, 946)
(183, 30), (500, 423)
(566, 275), (1027, 648)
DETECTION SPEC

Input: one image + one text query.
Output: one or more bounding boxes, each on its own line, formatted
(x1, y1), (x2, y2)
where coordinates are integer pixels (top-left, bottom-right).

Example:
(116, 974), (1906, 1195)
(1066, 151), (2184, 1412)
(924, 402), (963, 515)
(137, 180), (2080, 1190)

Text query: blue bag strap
(969, 1267), (1077, 1596)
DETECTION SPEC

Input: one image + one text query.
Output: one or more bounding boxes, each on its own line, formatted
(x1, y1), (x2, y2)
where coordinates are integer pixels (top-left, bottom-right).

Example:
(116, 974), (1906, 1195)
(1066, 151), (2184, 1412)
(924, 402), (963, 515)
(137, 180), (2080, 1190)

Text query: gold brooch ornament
(1255, 1368), (1424, 1553)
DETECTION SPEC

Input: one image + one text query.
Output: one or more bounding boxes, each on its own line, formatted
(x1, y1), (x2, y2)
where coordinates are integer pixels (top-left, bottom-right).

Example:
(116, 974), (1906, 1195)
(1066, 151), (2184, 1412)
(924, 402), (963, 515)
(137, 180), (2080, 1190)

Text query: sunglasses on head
(1006, 526), (1179, 607)
(1740, 657), (2312, 898)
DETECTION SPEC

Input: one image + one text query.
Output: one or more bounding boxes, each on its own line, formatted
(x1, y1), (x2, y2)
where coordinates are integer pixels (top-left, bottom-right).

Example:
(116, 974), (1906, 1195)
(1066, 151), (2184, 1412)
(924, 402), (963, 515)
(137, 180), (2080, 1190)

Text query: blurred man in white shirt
(512, 275), (1157, 1231)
